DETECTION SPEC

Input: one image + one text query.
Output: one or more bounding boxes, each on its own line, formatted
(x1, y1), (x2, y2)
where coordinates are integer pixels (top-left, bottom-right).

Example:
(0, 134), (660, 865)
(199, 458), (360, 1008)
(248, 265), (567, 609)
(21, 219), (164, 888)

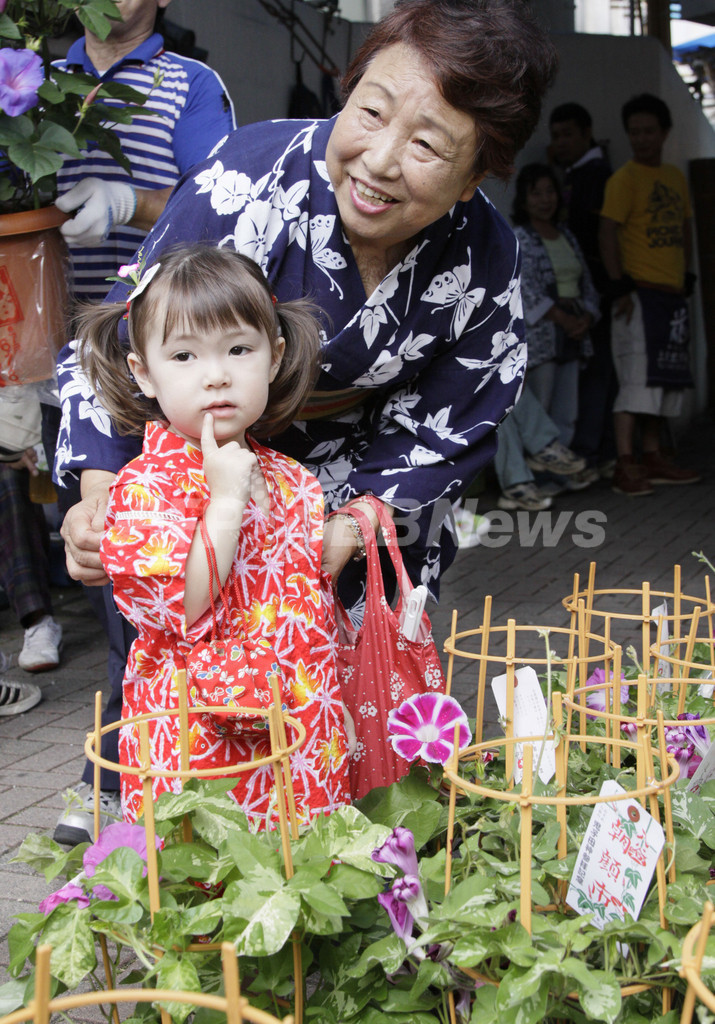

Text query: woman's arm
(321, 497), (395, 578)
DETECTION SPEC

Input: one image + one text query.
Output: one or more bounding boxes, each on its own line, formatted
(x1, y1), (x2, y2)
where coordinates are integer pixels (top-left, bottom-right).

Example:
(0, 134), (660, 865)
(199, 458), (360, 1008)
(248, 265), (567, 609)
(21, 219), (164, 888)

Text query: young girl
(76, 245), (351, 829)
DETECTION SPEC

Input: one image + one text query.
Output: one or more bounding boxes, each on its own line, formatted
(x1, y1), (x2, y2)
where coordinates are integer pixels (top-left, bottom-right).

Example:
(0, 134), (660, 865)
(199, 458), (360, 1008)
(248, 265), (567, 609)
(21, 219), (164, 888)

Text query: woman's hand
(322, 496), (393, 579)
(60, 470), (116, 585)
(7, 448), (39, 474)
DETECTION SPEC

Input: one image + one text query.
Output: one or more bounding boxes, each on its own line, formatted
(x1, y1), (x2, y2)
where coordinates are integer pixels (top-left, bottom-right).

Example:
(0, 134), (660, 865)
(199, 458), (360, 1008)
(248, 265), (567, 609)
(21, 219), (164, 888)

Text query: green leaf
(155, 953), (201, 1024)
(7, 139), (63, 184)
(349, 933), (408, 977)
(11, 834), (81, 882)
(159, 842), (218, 882)
(89, 847), (149, 903)
(576, 970), (622, 1023)
(7, 915), (46, 977)
(223, 875), (300, 956)
(290, 876), (348, 918)
(41, 903), (96, 989)
(0, 13), (22, 40)
(0, 977), (29, 1016)
(326, 862), (385, 899)
(37, 79), (66, 105)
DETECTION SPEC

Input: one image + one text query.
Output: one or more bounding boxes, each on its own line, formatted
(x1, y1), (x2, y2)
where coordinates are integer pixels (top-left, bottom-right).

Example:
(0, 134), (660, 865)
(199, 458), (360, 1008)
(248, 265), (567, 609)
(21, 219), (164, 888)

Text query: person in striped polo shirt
(48, 0), (236, 847)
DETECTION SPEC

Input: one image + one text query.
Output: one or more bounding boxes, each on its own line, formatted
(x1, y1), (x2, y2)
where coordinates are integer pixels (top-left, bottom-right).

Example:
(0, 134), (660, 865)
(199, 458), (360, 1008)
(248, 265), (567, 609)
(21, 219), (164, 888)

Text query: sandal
(0, 680), (42, 716)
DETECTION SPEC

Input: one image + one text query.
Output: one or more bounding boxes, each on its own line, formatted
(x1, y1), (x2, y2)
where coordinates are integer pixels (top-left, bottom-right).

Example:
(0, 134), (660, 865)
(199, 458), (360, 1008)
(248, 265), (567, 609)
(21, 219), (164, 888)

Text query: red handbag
(184, 518), (279, 733)
(332, 496), (446, 799)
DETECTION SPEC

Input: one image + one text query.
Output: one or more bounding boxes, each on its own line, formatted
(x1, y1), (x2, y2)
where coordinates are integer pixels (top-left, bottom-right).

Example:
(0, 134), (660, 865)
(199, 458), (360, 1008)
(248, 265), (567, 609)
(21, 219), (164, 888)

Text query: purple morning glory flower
(39, 882), (90, 916)
(387, 692), (472, 764)
(584, 667), (630, 716)
(675, 713), (712, 757)
(83, 821), (159, 877)
(372, 826), (419, 875)
(392, 873), (429, 927)
(377, 889), (414, 945)
(0, 48), (44, 117)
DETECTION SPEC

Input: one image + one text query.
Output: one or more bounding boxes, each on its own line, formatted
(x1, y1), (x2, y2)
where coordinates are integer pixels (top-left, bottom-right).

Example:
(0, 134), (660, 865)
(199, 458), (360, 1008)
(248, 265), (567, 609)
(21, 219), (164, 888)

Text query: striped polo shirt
(54, 34), (235, 301)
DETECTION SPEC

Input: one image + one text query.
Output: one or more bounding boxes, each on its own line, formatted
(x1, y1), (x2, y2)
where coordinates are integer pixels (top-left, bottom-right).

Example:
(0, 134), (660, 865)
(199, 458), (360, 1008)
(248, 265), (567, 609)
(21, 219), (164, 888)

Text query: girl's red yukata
(100, 421), (350, 829)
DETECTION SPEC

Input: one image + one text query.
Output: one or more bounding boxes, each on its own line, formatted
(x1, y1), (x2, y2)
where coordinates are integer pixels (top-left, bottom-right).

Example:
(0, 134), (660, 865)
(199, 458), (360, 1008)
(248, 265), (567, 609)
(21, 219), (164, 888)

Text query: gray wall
(167, 0), (368, 126)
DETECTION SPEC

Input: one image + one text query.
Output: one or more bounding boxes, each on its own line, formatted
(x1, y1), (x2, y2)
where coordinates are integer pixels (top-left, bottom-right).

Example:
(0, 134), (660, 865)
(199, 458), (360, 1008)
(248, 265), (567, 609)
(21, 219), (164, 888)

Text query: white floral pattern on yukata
(58, 117), (525, 599)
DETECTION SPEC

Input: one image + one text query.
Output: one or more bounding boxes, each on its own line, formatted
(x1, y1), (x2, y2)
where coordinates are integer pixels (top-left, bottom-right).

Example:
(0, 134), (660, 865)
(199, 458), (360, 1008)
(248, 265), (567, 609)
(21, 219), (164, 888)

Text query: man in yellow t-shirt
(599, 93), (699, 496)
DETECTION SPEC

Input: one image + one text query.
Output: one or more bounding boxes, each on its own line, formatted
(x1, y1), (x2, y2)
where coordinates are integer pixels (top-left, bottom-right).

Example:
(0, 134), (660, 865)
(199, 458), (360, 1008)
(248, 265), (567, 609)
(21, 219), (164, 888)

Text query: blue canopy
(673, 32), (715, 57)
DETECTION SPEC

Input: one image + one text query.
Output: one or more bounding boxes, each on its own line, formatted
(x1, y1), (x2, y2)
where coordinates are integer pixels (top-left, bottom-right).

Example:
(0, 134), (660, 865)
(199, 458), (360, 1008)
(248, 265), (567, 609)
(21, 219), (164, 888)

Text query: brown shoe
(612, 456), (654, 497)
(643, 450), (701, 485)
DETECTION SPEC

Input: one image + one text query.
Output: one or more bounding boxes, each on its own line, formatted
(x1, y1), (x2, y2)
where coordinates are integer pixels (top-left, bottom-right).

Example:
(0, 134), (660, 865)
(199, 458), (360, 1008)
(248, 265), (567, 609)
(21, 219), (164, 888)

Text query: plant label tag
(490, 666), (555, 784)
(687, 735), (715, 793)
(697, 670), (714, 700)
(566, 780), (664, 931)
(651, 599), (669, 687)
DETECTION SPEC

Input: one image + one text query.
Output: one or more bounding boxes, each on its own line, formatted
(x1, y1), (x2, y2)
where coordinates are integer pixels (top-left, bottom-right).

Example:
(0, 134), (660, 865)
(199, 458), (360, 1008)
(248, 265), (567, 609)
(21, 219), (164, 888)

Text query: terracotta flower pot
(0, 206), (71, 387)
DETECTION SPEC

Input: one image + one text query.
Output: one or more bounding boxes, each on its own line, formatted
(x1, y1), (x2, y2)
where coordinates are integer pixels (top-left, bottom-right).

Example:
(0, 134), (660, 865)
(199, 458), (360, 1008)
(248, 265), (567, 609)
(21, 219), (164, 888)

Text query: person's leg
(515, 386), (559, 456)
(494, 409), (536, 491)
(610, 297), (654, 496)
(543, 359), (580, 448)
(571, 309), (617, 466)
(0, 463), (62, 671)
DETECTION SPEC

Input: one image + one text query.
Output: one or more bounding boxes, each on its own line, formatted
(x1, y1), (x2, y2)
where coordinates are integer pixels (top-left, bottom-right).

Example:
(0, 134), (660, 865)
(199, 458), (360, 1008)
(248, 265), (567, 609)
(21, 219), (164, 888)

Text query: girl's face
(128, 312), (285, 448)
(524, 177), (559, 225)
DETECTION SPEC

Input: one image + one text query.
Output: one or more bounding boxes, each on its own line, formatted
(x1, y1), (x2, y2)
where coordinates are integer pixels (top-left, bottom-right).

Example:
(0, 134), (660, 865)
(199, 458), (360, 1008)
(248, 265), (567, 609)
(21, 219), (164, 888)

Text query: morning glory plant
(0, 0), (149, 213)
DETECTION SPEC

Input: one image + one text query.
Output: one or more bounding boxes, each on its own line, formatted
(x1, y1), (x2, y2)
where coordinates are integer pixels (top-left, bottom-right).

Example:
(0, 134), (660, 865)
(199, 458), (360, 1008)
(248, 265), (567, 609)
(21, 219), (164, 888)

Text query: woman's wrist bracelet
(335, 513), (366, 561)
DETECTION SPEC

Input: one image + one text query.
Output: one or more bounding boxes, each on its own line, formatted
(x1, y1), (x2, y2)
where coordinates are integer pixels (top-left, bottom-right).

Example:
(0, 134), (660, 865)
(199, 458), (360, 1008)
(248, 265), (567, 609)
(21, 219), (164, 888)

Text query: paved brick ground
(1, 419), (714, 987)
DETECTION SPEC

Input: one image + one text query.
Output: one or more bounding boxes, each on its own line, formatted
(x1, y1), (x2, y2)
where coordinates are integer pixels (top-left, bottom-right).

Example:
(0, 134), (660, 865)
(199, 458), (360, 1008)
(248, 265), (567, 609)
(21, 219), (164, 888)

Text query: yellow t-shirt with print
(600, 160), (692, 289)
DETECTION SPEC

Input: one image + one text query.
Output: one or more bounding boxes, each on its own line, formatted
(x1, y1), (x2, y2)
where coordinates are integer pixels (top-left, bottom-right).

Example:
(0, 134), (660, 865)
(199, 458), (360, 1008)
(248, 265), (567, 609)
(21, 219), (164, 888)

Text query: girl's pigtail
(253, 298), (323, 438)
(74, 301), (154, 436)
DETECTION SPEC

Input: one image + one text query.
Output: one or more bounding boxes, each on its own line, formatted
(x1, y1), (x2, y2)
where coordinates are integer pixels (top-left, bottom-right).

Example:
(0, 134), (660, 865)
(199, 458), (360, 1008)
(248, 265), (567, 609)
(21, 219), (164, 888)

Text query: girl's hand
(201, 413), (256, 508)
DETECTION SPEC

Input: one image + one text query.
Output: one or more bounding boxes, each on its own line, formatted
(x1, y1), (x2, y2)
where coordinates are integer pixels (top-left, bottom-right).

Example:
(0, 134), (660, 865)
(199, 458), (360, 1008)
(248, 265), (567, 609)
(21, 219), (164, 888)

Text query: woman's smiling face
(326, 43), (483, 256)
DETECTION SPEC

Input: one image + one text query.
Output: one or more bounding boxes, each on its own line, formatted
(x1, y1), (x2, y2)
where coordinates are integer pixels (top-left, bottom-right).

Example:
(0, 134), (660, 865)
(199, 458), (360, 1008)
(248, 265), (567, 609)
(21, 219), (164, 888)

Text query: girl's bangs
(158, 260), (274, 341)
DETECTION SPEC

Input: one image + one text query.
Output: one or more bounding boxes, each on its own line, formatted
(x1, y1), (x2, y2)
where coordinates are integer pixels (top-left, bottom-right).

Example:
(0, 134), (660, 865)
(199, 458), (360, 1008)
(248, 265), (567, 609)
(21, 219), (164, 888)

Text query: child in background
(76, 245), (351, 828)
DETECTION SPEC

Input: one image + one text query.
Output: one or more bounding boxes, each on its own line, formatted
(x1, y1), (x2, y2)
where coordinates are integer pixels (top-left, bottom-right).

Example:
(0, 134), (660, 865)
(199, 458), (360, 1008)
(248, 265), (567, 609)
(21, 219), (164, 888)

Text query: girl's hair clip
(271, 293), (277, 306)
(125, 262), (161, 312)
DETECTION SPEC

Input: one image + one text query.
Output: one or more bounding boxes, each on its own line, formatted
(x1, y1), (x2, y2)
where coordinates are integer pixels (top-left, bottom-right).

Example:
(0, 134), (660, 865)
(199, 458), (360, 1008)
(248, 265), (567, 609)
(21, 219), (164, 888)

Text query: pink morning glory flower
(584, 667), (630, 716)
(117, 262), (140, 278)
(377, 888), (414, 945)
(372, 826), (419, 875)
(387, 692), (472, 765)
(0, 48), (44, 117)
(39, 882), (90, 916)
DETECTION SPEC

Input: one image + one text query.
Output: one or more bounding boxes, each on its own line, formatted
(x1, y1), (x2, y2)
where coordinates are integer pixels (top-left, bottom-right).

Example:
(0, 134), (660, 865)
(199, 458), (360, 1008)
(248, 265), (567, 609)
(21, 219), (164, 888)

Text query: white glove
(56, 177), (137, 247)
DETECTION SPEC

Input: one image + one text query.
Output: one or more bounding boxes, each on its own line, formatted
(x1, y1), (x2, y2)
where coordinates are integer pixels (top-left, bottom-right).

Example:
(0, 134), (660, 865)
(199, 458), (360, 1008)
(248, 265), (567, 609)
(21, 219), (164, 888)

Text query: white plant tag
(651, 599), (669, 688)
(697, 670), (714, 700)
(687, 735), (715, 794)
(566, 780), (664, 931)
(491, 666), (555, 784)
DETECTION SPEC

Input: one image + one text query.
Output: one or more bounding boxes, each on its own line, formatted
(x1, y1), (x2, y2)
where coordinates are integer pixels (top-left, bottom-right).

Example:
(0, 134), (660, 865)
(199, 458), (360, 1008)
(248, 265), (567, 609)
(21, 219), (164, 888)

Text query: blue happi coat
(56, 117), (525, 597)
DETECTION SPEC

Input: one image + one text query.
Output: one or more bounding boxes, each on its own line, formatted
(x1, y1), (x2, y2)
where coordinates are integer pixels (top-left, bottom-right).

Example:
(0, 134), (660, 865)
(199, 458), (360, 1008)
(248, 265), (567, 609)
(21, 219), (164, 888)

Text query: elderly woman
(58, 0), (556, 598)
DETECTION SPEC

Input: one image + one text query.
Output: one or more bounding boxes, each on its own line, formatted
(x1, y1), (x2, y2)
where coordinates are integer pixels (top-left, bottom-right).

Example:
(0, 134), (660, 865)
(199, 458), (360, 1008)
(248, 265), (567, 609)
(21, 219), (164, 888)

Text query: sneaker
(611, 456), (654, 497)
(526, 441), (586, 476)
(497, 483), (553, 511)
(18, 615), (62, 673)
(643, 451), (701, 485)
(0, 680), (42, 716)
(53, 782), (122, 847)
(452, 505), (491, 548)
(563, 466), (600, 491)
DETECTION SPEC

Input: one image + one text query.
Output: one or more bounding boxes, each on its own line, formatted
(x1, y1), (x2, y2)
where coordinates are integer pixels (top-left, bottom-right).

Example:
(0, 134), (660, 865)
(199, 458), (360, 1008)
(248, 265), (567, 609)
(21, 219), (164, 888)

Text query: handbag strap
(198, 515), (249, 643)
(334, 495), (414, 608)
